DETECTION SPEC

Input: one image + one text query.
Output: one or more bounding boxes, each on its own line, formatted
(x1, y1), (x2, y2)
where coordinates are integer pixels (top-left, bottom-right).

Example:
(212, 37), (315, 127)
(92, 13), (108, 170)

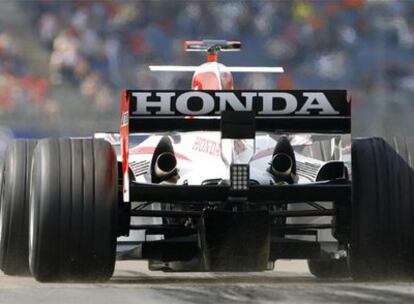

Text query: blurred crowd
(31, 1), (414, 98)
(0, 28), (50, 115)
(1, 0), (414, 135)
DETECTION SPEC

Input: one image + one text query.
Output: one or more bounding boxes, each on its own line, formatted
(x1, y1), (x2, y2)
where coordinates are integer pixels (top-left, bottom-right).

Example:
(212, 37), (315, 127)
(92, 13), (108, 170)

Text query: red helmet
(192, 62), (234, 90)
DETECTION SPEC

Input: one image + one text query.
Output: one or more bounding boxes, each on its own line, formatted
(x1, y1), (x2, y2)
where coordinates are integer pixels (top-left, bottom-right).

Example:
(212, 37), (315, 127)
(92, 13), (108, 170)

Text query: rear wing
(120, 89), (350, 201)
(121, 90), (350, 134)
(149, 66), (285, 73)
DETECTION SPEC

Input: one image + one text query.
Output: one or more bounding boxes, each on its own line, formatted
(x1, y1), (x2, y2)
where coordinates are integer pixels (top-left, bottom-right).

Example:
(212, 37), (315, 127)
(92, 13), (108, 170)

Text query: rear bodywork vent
(129, 160), (150, 178)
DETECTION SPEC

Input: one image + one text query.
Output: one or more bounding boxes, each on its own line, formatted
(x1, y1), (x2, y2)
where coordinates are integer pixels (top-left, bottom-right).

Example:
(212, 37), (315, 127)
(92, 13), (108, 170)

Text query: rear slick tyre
(350, 137), (414, 280)
(0, 140), (37, 276)
(29, 138), (118, 282)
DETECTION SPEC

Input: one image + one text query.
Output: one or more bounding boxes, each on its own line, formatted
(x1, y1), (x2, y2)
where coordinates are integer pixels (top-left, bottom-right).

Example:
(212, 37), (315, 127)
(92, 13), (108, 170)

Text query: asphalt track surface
(1, 261), (414, 304)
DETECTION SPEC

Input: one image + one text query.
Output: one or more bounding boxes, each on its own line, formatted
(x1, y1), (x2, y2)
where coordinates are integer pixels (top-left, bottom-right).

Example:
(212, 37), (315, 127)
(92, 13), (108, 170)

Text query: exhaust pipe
(270, 136), (297, 184)
(154, 152), (178, 180)
(271, 153), (293, 177)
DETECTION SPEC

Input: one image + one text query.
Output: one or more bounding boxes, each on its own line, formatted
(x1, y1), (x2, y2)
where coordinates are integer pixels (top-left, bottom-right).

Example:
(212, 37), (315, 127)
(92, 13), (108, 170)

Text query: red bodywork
(120, 90), (130, 201)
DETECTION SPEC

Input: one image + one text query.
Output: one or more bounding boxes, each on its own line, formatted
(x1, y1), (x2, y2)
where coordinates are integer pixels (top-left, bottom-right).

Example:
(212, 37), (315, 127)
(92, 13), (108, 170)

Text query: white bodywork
(96, 132), (350, 257)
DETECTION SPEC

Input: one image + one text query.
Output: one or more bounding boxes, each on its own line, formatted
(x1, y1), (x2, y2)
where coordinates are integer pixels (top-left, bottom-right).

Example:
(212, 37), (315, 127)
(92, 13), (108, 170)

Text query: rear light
(230, 164), (249, 191)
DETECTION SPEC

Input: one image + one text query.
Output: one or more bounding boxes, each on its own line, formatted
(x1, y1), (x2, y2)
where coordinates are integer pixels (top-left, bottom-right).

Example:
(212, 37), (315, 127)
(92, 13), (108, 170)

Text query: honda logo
(128, 90), (348, 117)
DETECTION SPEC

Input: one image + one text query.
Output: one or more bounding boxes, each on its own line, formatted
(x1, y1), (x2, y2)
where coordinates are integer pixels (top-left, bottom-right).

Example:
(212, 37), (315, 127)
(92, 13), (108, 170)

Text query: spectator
(0, 28), (49, 114)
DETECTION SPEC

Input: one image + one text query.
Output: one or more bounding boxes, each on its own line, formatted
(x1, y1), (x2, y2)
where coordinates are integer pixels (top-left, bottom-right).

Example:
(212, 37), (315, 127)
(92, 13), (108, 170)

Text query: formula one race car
(1, 40), (414, 282)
